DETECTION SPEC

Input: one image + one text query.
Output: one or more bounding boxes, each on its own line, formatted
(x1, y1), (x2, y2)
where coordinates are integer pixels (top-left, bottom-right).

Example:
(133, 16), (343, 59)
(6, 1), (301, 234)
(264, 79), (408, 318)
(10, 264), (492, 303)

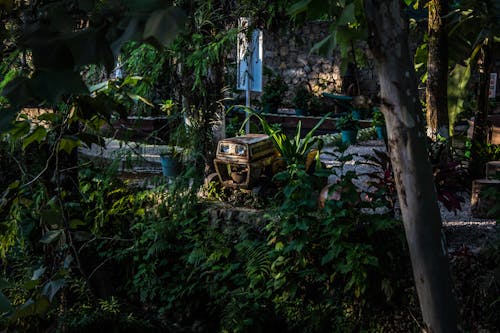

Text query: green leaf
(66, 29), (115, 70)
(0, 278), (10, 290)
(110, 17), (142, 56)
(1, 77), (33, 108)
(0, 107), (18, 132)
(58, 136), (81, 154)
(77, 0), (94, 11)
(31, 70), (88, 104)
(125, 92), (154, 106)
(73, 231), (93, 241)
(143, 7), (186, 47)
(124, 0), (164, 11)
(39, 229), (64, 244)
(448, 63), (471, 129)
(32, 266), (46, 280)
(77, 132), (104, 148)
(41, 208), (63, 226)
(337, 3), (356, 26)
(10, 296), (50, 320)
(310, 34), (336, 56)
(22, 126), (47, 149)
(287, 0), (312, 16)
(0, 291), (12, 313)
(42, 279), (65, 302)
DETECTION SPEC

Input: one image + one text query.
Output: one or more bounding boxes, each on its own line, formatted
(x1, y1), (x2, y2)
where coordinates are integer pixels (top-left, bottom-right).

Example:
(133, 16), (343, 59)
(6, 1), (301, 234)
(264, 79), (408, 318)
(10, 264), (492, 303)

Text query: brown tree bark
(426, 0), (449, 140)
(363, 1), (459, 332)
(470, 41), (493, 179)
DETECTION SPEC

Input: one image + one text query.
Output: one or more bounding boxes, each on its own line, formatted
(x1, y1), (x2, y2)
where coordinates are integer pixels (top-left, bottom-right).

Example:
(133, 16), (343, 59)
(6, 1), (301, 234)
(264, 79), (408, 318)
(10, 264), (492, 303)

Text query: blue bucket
(341, 129), (358, 145)
(160, 154), (178, 177)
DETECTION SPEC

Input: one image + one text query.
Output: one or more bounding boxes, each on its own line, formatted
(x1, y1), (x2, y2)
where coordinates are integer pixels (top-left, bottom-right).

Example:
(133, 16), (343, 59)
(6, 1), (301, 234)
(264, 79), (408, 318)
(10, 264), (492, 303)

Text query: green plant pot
(375, 126), (386, 140)
(263, 104), (277, 114)
(295, 108), (306, 116)
(341, 129), (358, 145)
(352, 109), (362, 120)
(160, 154), (178, 177)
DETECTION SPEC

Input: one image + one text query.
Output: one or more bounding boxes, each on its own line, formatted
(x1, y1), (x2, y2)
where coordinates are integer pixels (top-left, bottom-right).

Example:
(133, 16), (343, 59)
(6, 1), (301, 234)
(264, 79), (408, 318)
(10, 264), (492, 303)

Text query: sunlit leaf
(58, 136), (81, 154)
(22, 126), (47, 149)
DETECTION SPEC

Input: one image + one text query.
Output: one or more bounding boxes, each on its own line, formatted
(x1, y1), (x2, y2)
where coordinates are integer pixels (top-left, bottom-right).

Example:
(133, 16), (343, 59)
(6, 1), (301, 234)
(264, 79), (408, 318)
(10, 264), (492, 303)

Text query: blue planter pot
(341, 129), (358, 145)
(352, 110), (362, 120)
(160, 154), (178, 177)
(295, 108), (306, 116)
(375, 126), (386, 140)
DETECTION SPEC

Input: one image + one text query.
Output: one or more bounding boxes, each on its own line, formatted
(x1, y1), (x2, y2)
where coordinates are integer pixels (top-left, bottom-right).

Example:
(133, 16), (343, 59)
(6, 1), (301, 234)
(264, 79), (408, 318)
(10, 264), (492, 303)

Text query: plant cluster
(336, 113), (360, 131)
(371, 107), (385, 127)
(261, 69), (289, 113)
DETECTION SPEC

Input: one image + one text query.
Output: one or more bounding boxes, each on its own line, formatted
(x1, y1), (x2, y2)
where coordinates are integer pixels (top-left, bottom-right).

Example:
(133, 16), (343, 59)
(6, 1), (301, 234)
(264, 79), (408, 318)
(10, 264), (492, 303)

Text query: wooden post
(471, 179), (500, 218)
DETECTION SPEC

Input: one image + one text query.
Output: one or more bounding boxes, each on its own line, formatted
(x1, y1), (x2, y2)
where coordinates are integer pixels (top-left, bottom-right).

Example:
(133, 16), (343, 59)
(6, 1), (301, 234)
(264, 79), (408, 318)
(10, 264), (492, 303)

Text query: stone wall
(262, 21), (379, 106)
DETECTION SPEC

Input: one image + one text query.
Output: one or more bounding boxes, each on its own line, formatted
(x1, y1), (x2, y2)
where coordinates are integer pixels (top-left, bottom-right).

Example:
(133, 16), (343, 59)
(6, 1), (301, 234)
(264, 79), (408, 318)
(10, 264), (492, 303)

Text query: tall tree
(363, 2), (458, 330)
(426, 0), (449, 140)
(290, 1), (459, 330)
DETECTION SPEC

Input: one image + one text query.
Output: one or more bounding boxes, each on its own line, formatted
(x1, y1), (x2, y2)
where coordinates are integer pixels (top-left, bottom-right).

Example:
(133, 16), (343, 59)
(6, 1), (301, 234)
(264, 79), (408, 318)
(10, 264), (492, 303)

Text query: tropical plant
(261, 70), (288, 113)
(336, 113), (360, 131)
(242, 107), (330, 169)
(292, 83), (313, 113)
(371, 107), (385, 127)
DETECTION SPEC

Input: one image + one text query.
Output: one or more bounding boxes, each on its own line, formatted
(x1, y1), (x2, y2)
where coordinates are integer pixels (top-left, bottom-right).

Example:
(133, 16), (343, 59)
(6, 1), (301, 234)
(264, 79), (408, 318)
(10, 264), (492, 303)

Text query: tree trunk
(363, 1), (458, 332)
(470, 41), (492, 179)
(426, 0), (449, 140)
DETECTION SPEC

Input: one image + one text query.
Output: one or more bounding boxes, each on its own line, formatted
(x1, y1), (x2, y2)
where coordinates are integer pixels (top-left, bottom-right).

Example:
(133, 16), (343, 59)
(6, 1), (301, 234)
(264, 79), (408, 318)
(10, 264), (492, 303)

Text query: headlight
(220, 144), (230, 154)
(236, 145), (246, 156)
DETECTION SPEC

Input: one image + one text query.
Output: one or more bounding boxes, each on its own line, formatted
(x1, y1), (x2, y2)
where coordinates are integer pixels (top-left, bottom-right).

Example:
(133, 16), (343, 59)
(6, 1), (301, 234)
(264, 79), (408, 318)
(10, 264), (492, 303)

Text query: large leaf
(42, 279), (65, 302)
(310, 34), (336, 56)
(0, 278), (11, 290)
(124, 0), (164, 12)
(31, 70), (88, 103)
(1, 77), (33, 107)
(143, 7), (186, 47)
(10, 296), (50, 320)
(22, 126), (47, 149)
(287, 0), (312, 16)
(0, 107), (19, 133)
(66, 29), (115, 71)
(39, 229), (64, 244)
(448, 63), (471, 130)
(337, 2), (356, 26)
(0, 291), (12, 313)
(110, 17), (142, 57)
(58, 136), (81, 155)
(40, 208), (63, 227)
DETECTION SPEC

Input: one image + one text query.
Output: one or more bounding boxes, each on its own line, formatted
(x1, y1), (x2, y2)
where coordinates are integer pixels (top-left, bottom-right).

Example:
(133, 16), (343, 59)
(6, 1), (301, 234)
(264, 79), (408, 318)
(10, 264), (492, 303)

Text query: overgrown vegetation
(0, 0), (499, 331)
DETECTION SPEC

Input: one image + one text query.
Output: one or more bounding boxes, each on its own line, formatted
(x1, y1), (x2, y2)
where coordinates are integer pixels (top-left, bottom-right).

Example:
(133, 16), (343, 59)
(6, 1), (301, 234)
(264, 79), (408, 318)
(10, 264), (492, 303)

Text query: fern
(244, 242), (271, 288)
